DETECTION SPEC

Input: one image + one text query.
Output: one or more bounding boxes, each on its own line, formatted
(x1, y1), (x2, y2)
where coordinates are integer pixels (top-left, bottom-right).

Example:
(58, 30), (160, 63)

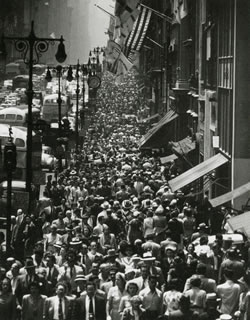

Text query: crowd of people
(0, 71), (250, 320)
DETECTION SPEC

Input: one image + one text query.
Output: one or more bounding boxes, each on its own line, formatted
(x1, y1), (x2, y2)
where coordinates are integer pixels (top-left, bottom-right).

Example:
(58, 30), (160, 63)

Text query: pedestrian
(43, 282), (74, 320)
(0, 277), (17, 320)
(21, 281), (47, 320)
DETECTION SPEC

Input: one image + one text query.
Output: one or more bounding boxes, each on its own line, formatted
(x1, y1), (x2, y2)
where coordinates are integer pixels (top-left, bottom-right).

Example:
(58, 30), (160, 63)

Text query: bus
(33, 64), (46, 76)
(5, 62), (21, 79)
(0, 106), (40, 127)
(41, 93), (72, 123)
(12, 75), (29, 91)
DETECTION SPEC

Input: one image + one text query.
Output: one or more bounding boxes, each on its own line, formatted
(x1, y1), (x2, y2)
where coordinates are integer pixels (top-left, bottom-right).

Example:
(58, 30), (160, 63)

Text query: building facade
(139, 0), (250, 209)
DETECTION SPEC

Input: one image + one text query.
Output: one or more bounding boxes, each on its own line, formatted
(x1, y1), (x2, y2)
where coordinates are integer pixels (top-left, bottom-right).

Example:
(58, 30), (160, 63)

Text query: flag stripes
(124, 7), (152, 55)
(105, 1), (152, 84)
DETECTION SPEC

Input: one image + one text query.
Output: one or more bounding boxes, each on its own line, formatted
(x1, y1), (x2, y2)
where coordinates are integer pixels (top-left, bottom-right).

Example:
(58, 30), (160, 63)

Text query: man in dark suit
(45, 253), (60, 296)
(74, 281), (106, 320)
(43, 282), (73, 320)
(15, 257), (46, 304)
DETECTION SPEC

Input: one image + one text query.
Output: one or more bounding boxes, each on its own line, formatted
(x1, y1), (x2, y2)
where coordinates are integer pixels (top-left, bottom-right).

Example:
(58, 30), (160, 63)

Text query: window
(6, 114), (16, 120)
(203, 0), (218, 88)
(15, 138), (25, 148)
(218, 89), (232, 154)
(16, 115), (23, 121)
(218, 0), (234, 89)
(217, 0), (234, 155)
(0, 115), (5, 119)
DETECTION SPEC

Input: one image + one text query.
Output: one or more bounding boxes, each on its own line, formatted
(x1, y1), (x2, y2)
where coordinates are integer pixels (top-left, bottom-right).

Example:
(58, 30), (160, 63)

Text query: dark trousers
(145, 310), (159, 320)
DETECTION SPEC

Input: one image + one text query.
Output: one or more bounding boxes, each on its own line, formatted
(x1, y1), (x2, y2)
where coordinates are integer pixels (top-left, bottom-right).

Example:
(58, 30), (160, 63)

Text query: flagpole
(146, 36), (164, 49)
(139, 3), (173, 24)
(94, 4), (115, 18)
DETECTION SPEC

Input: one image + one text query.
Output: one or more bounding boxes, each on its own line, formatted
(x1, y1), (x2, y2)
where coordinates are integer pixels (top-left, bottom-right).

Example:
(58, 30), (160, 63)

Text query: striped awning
(160, 154), (178, 164)
(124, 5), (152, 56)
(209, 182), (250, 207)
(168, 153), (229, 192)
(138, 109), (178, 148)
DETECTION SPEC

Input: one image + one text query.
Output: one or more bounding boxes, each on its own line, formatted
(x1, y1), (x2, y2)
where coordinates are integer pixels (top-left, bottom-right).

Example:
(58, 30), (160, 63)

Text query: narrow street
(0, 1), (249, 320)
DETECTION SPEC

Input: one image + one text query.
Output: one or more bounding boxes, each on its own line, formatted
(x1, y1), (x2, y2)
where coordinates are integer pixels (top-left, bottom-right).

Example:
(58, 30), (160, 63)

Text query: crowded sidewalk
(0, 71), (249, 320)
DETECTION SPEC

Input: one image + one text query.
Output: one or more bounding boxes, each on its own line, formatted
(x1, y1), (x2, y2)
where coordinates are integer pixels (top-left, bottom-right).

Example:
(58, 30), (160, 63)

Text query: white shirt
(11, 276), (18, 294)
(53, 296), (66, 320)
(134, 310), (139, 320)
(85, 295), (95, 320)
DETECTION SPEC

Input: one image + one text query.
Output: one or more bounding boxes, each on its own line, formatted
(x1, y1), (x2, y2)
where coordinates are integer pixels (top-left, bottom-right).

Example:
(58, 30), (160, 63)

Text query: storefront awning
(138, 109), (178, 149)
(209, 182), (250, 208)
(171, 136), (196, 156)
(160, 154), (178, 164)
(168, 153), (229, 192)
(228, 211), (250, 238)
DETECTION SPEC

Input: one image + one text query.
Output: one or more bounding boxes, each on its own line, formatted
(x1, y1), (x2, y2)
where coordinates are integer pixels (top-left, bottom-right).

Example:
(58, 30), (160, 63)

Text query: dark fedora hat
(24, 259), (36, 269)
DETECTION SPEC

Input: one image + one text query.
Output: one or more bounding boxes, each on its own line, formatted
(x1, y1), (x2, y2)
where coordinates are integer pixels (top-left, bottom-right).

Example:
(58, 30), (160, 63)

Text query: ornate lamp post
(92, 46), (105, 73)
(0, 21), (67, 212)
(45, 65), (72, 171)
(4, 127), (17, 256)
(81, 64), (88, 124)
(45, 65), (65, 133)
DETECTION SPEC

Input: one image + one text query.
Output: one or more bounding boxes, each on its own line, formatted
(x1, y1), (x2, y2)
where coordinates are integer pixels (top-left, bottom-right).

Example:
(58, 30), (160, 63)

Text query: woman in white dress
(107, 272), (127, 320)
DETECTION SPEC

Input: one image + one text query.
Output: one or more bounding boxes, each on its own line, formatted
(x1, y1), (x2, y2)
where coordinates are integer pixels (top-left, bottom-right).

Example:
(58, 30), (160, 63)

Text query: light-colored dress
(118, 295), (133, 316)
(163, 290), (182, 315)
(108, 286), (127, 320)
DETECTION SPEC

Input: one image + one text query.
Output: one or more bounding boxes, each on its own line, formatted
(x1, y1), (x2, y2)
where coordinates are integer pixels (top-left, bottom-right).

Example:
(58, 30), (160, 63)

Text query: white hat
(170, 199), (177, 206)
(142, 252), (156, 262)
(133, 211), (140, 218)
(155, 205), (164, 215)
(219, 315), (232, 320)
(101, 201), (110, 209)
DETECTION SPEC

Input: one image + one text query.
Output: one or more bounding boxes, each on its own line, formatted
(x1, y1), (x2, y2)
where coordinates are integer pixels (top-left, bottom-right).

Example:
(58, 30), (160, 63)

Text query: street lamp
(75, 61), (80, 152)
(93, 46), (105, 73)
(80, 64), (89, 129)
(66, 61), (88, 152)
(0, 21), (67, 213)
(45, 65), (70, 171)
(4, 127), (17, 257)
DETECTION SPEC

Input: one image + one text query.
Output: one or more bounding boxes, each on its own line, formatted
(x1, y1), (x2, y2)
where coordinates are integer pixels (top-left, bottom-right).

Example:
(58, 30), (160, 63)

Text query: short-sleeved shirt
(163, 290), (182, 315)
